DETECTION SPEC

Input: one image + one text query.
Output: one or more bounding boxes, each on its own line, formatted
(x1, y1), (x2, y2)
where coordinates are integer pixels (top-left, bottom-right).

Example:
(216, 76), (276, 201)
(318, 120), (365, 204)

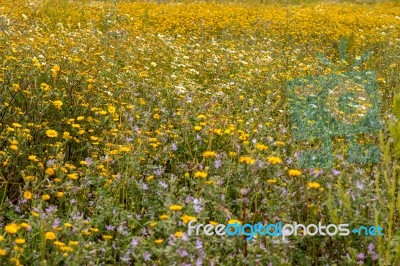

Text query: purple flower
(193, 198), (203, 213)
(172, 143), (178, 151)
(257, 159), (265, 168)
(85, 157), (93, 167)
(154, 167), (165, 176)
(46, 206), (57, 214)
(117, 225), (128, 236)
(182, 233), (189, 241)
(177, 249), (188, 257)
(46, 159), (56, 166)
(120, 253), (131, 263)
(185, 195), (194, 203)
(159, 180), (168, 189)
(52, 219), (60, 228)
(143, 252), (151, 262)
(357, 253), (365, 260)
(196, 257), (203, 266)
(368, 243), (375, 253)
(106, 225), (115, 231)
(214, 159), (222, 169)
(140, 227), (148, 236)
(131, 238), (139, 247)
(332, 169), (340, 176)
(311, 168), (324, 177)
(195, 238), (203, 250)
(141, 182), (148, 191)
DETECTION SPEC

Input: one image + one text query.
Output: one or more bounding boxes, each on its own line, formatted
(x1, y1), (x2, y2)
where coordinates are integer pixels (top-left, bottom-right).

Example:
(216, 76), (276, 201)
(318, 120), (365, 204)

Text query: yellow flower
(53, 241), (65, 247)
(202, 151), (217, 158)
(174, 231), (183, 238)
(119, 146), (131, 153)
(227, 219), (241, 225)
(12, 123), (22, 128)
(67, 173), (79, 180)
(42, 194), (50, 201)
(90, 136), (98, 142)
(28, 155), (38, 161)
(15, 238), (26, 245)
(0, 236), (4, 241)
(181, 215), (197, 224)
(24, 175), (35, 181)
(153, 113), (160, 120)
(60, 246), (73, 252)
(228, 151), (237, 157)
(154, 239), (164, 244)
(239, 156), (255, 164)
(159, 214), (169, 220)
(52, 65), (60, 72)
(0, 248), (6, 256)
(102, 235), (113, 240)
(107, 105), (116, 114)
(20, 223), (30, 229)
(149, 221), (157, 227)
(23, 191), (32, 200)
(62, 132), (72, 140)
(45, 168), (55, 176)
(45, 232), (56, 240)
(64, 223), (72, 228)
(40, 83), (50, 91)
(255, 143), (268, 151)
(57, 192), (64, 198)
(194, 171), (208, 178)
(307, 182), (321, 189)
(194, 126), (202, 131)
(10, 145), (18, 150)
(169, 205), (183, 211)
(267, 179), (277, 184)
(9, 140), (18, 145)
(52, 100), (63, 109)
(275, 141), (285, 146)
(46, 129), (58, 138)
(209, 221), (218, 226)
(288, 169), (302, 177)
(267, 156), (283, 164)
(13, 83), (20, 91)
(5, 223), (19, 234)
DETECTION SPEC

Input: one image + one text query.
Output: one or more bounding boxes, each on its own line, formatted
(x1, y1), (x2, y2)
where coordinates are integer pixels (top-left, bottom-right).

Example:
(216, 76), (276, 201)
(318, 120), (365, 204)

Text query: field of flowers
(1, 0), (400, 265)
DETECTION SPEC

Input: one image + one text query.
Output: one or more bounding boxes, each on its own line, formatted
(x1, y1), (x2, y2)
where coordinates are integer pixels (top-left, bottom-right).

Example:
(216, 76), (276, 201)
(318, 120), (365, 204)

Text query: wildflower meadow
(1, 0), (400, 265)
